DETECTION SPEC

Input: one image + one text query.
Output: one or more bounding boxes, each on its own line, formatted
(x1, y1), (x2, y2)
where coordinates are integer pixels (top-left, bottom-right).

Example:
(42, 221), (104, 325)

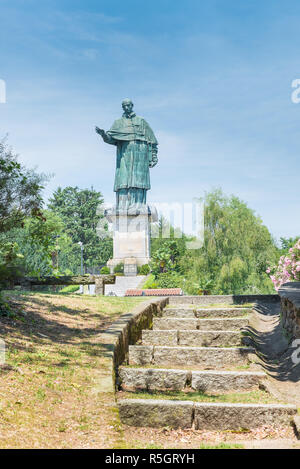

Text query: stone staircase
(117, 304), (297, 430)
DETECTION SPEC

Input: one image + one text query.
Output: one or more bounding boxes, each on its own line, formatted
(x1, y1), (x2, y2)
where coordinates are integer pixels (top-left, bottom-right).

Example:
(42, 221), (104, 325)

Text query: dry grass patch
(117, 388), (284, 405)
(119, 424), (298, 449)
(0, 291), (144, 448)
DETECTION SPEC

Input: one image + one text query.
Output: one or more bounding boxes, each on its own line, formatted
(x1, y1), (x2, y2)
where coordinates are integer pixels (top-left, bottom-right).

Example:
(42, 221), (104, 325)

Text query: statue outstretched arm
(95, 126), (116, 145)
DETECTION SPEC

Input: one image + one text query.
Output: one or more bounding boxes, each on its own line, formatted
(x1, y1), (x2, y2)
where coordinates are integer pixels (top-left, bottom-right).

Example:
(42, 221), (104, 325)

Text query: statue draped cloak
(105, 113), (158, 192)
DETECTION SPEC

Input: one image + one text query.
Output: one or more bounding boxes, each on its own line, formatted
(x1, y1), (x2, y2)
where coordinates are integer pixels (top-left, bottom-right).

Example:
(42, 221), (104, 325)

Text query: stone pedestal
(106, 206), (157, 275)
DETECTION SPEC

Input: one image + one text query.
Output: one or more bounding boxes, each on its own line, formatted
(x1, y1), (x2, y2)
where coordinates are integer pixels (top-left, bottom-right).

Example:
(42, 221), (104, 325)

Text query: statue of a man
(96, 99), (158, 212)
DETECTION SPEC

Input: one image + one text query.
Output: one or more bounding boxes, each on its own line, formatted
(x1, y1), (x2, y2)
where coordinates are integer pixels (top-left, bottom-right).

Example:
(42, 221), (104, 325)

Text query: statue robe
(105, 112), (158, 192)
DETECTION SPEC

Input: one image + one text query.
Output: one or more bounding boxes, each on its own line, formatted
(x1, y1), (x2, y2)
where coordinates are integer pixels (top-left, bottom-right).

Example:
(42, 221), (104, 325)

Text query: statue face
(122, 100), (133, 116)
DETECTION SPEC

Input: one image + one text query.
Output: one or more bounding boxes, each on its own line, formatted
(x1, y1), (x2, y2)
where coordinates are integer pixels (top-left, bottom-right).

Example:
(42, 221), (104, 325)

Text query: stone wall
(278, 282), (300, 339)
(99, 297), (168, 392)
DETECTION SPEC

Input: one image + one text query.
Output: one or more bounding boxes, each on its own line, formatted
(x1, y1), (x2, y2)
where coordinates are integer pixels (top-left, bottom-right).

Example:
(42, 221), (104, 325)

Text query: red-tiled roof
(125, 288), (182, 297)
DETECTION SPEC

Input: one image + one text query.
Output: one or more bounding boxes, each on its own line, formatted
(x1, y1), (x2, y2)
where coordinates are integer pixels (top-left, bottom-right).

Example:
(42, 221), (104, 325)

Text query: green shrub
(60, 285), (79, 293)
(147, 282), (159, 289)
(100, 266), (110, 274)
(141, 274), (156, 288)
(113, 263), (124, 274)
(156, 272), (184, 289)
(0, 242), (25, 289)
(138, 264), (150, 275)
(184, 277), (214, 295)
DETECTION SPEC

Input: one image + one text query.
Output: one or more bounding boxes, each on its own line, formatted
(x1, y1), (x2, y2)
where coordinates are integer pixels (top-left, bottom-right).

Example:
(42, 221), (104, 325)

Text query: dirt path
(246, 302), (300, 407)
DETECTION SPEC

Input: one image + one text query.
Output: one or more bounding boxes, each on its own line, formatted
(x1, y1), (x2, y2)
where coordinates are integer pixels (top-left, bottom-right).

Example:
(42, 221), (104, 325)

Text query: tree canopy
(48, 186), (112, 271)
(0, 139), (46, 233)
(153, 189), (279, 294)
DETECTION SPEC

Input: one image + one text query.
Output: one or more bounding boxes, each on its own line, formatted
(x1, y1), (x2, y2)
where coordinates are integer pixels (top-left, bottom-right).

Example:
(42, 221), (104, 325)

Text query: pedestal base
(106, 205), (157, 275)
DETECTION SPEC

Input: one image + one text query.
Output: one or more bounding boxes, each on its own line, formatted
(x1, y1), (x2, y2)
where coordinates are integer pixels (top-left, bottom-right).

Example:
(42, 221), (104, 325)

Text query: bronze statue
(96, 99), (158, 212)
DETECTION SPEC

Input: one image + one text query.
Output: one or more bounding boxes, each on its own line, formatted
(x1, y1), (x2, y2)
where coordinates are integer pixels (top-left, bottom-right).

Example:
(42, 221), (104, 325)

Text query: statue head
(122, 99), (134, 117)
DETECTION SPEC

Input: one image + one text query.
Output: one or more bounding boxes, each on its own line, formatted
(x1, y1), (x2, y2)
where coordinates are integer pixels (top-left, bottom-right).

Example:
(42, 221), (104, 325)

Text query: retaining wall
(279, 282), (300, 339)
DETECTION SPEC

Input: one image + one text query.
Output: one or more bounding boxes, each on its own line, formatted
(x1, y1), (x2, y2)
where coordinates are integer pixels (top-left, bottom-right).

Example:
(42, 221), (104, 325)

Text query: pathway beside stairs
(117, 303), (297, 431)
(104, 275), (146, 297)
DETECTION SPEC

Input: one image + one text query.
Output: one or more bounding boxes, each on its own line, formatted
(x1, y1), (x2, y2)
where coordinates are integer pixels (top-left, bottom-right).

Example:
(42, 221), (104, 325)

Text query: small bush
(100, 266), (110, 274)
(141, 274), (156, 288)
(138, 264), (150, 275)
(147, 282), (159, 289)
(156, 272), (184, 289)
(60, 285), (79, 293)
(113, 263), (124, 274)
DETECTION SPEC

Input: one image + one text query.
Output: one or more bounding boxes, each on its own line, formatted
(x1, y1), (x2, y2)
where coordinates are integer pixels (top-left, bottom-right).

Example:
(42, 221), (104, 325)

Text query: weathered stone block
(119, 367), (188, 391)
(178, 330), (242, 347)
(195, 308), (251, 318)
(153, 318), (198, 330)
(153, 346), (254, 368)
(128, 345), (153, 365)
(191, 370), (266, 392)
(198, 318), (248, 331)
(279, 283), (300, 339)
(118, 399), (194, 428)
(162, 308), (196, 318)
(142, 330), (178, 346)
(194, 403), (297, 430)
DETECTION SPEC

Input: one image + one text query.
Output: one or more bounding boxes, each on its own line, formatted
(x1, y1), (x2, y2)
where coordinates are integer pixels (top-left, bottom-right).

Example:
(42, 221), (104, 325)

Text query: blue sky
(1, 0), (300, 241)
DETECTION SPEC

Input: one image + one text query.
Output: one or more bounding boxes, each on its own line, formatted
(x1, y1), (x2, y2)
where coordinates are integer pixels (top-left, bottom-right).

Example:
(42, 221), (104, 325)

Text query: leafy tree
(150, 240), (181, 276)
(48, 186), (112, 270)
(279, 236), (300, 254)
(151, 215), (187, 261)
(2, 211), (77, 276)
(0, 139), (47, 309)
(179, 189), (279, 294)
(0, 139), (46, 233)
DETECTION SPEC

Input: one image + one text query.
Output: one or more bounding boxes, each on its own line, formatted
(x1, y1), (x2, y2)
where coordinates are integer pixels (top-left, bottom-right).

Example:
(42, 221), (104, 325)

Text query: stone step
(118, 367), (266, 392)
(162, 308), (196, 318)
(142, 329), (246, 347)
(153, 317), (248, 331)
(163, 307), (251, 318)
(118, 399), (297, 429)
(129, 345), (255, 368)
(195, 307), (251, 318)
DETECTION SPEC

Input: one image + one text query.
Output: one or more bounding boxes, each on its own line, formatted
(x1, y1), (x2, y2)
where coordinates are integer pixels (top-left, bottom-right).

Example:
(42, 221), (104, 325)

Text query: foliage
(141, 274), (157, 289)
(155, 271), (184, 289)
(0, 140), (48, 309)
(0, 139), (46, 234)
(113, 263), (124, 274)
(267, 238), (300, 290)
(137, 264), (150, 275)
(150, 240), (182, 276)
(48, 186), (112, 270)
(0, 242), (24, 288)
(1, 211), (77, 276)
(59, 285), (80, 293)
(279, 236), (300, 254)
(100, 266), (110, 274)
(187, 276), (214, 295)
(178, 189), (278, 295)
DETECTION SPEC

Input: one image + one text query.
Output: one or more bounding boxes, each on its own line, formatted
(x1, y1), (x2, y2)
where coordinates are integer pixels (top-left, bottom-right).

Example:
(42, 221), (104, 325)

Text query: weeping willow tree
(179, 189), (279, 295)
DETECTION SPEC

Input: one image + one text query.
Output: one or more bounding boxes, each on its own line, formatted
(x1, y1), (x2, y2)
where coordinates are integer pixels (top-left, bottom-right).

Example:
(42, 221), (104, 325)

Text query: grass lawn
(0, 290), (145, 449)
